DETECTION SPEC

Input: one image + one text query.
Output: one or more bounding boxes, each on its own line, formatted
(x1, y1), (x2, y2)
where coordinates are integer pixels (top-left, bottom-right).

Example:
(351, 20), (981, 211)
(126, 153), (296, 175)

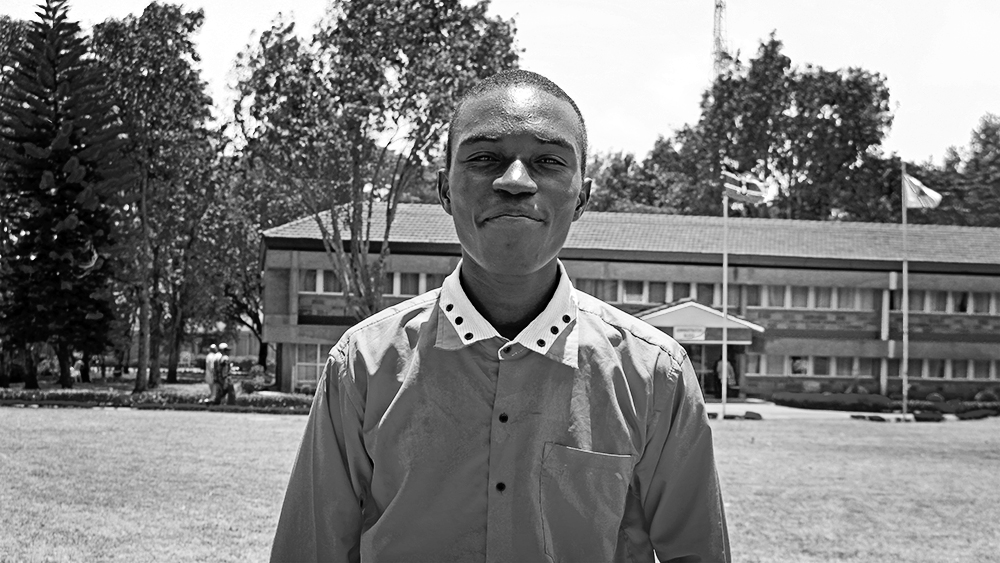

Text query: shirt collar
(435, 260), (579, 368)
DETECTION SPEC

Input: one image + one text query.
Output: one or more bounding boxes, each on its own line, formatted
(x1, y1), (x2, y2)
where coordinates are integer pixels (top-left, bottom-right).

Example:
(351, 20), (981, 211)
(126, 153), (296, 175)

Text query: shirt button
(550, 326), (558, 335)
(445, 304), (454, 312)
(455, 316), (463, 325)
(536, 339), (545, 347)
(499, 413), (508, 423)
(502, 346), (512, 354)
(562, 314), (571, 323)
(496, 482), (506, 492)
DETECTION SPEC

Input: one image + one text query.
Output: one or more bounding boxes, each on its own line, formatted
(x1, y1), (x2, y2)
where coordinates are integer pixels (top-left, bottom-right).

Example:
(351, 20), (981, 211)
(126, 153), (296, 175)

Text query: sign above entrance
(674, 326), (706, 341)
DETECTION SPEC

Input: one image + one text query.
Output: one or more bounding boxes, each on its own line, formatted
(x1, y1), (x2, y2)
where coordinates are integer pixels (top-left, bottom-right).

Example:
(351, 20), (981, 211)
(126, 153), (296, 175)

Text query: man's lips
(482, 209), (543, 222)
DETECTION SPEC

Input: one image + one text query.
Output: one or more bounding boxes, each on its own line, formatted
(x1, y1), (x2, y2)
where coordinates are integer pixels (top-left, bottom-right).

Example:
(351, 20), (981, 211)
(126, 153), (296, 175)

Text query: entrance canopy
(638, 301), (764, 345)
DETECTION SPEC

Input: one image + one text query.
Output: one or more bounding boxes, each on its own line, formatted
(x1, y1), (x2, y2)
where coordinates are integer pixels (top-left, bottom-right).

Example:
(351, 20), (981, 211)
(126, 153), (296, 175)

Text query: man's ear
(573, 177), (592, 221)
(437, 169), (452, 215)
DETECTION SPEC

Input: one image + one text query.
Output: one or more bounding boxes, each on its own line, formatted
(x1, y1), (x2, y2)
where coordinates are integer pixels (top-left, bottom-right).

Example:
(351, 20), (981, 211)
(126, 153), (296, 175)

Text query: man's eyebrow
(457, 133), (577, 153)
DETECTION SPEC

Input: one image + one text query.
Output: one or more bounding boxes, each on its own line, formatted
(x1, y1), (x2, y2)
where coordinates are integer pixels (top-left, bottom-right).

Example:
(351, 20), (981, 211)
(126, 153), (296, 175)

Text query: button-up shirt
(271, 262), (730, 562)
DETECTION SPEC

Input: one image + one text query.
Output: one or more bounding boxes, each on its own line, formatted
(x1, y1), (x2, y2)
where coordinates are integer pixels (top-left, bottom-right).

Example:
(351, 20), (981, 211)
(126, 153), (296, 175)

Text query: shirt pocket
(540, 442), (633, 563)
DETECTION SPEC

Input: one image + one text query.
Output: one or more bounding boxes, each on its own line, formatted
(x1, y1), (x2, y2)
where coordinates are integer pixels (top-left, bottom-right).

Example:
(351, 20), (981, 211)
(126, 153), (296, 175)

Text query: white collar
(435, 260), (579, 367)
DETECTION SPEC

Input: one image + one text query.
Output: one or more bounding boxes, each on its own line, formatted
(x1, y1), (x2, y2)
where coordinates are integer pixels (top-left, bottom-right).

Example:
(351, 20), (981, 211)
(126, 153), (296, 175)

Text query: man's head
(209, 344), (218, 353)
(219, 343), (229, 354)
(439, 70), (592, 277)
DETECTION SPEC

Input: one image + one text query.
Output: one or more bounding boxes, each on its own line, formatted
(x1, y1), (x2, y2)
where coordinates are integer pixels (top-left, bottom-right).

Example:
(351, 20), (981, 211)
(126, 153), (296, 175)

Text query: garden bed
(772, 391), (1000, 417)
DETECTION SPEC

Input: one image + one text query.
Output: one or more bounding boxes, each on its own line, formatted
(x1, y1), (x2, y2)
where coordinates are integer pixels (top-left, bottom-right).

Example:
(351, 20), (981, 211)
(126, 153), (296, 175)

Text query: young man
(204, 344), (219, 400)
(271, 70), (730, 562)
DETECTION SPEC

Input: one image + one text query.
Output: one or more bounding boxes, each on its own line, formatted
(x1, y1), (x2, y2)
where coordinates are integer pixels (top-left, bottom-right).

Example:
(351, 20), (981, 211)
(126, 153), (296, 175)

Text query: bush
(771, 392), (1000, 417)
(0, 387), (312, 413)
(772, 392), (893, 412)
(974, 389), (1000, 402)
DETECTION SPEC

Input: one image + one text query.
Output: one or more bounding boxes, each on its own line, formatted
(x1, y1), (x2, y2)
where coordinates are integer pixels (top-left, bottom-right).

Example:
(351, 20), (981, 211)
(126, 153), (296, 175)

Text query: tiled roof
(263, 203), (1000, 267)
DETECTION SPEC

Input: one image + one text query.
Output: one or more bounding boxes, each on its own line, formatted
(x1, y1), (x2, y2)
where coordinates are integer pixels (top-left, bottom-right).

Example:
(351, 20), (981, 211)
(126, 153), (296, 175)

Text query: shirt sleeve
(634, 349), (731, 563)
(270, 348), (370, 563)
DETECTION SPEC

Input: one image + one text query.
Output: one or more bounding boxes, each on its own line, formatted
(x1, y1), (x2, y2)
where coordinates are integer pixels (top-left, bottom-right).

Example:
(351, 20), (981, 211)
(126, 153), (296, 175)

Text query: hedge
(0, 388), (312, 414)
(772, 392), (1000, 416)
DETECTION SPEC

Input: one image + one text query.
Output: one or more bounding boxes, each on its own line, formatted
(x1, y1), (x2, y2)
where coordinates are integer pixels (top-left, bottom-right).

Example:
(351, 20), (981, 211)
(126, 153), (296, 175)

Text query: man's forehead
(453, 85), (584, 152)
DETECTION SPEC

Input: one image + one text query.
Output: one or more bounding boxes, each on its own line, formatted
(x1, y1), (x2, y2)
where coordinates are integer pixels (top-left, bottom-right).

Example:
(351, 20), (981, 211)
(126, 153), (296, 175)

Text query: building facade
(262, 204), (1000, 399)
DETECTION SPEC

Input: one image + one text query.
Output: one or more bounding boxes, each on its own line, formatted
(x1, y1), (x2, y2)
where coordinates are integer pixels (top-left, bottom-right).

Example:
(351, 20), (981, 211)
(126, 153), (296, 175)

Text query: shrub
(771, 392), (892, 412)
(974, 389), (1000, 402)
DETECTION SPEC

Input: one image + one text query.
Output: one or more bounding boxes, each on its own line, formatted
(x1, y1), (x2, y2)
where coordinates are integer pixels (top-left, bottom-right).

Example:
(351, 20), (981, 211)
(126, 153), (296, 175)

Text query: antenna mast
(713, 0), (728, 76)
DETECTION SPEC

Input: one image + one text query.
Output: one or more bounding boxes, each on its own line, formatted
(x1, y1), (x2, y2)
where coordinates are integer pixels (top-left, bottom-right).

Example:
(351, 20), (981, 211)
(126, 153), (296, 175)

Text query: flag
(721, 169), (766, 204)
(903, 173), (942, 209)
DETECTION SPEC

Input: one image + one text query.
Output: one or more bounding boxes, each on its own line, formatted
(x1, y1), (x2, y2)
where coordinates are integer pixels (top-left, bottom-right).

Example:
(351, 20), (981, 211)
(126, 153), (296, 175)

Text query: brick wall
(744, 308), (880, 333)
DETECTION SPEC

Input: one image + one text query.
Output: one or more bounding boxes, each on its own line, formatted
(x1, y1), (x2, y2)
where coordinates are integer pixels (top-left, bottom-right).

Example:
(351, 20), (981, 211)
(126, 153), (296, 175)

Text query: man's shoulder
(331, 290), (441, 358)
(574, 290), (687, 362)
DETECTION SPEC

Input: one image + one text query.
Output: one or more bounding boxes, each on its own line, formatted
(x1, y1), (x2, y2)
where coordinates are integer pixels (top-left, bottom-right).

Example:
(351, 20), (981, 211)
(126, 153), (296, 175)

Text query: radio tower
(713, 0), (728, 76)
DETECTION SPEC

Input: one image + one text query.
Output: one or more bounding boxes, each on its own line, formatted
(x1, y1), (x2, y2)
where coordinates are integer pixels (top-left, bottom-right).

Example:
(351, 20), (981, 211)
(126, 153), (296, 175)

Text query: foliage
(231, 0), (519, 322)
(91, 2), (218, 390)
(0, 0), (130, 388)
(771, 391), (1000, 415)
(593, 34), (899, 222)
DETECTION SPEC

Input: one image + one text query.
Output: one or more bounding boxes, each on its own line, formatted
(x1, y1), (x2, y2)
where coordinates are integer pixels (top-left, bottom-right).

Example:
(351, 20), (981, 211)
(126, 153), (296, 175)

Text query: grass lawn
(1, 408), (998, 562)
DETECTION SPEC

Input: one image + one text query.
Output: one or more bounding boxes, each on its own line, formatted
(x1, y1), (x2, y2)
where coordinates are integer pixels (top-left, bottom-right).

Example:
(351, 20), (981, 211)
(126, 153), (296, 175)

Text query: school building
(261, 203), (1000, 399)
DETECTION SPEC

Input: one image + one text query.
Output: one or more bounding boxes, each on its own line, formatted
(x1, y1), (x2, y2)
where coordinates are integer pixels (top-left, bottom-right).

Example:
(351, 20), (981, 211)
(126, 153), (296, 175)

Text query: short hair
(445, 70), (588, 175)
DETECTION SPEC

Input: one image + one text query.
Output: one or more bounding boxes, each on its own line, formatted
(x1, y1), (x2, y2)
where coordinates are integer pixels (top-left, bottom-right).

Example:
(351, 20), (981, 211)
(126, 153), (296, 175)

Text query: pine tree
(0, 0), (130, 388)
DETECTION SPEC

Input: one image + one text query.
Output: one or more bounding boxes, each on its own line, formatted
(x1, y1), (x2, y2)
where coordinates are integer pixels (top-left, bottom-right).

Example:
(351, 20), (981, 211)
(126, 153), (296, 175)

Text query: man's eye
(467, 154), (497, 162)
(538, 157), (565, 166)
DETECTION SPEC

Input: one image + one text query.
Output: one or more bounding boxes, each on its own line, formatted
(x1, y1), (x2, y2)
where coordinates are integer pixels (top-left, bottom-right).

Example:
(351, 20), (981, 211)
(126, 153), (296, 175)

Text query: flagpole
(721, 191), (729, 419)
(901, 162), (909, 418)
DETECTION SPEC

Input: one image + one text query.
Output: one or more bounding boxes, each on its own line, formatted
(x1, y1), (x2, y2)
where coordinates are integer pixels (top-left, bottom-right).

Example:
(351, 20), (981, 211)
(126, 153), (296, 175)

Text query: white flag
(903, 173), (942, 209)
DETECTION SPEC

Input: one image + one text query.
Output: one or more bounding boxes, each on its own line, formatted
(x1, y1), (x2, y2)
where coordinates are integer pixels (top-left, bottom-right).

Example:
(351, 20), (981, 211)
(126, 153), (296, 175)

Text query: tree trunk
(0, 350), (9, 388)
(166, 296), (183, 383)
(22, 347), (39, 390)
(149, 268), (163, 389)
(80, 353), (91, 383)
(56, 342), (73, 389)
(133, 283), (150, 393)
(256, 336), (268, 368)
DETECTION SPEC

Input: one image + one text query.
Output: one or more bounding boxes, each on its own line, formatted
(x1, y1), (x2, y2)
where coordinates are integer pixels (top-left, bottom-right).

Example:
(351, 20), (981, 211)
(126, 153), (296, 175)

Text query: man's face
(439, 85), (591, 277)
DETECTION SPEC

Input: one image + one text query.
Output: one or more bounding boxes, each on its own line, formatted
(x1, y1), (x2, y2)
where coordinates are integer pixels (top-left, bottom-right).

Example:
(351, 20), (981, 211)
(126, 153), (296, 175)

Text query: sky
(4, 0), (998, 165)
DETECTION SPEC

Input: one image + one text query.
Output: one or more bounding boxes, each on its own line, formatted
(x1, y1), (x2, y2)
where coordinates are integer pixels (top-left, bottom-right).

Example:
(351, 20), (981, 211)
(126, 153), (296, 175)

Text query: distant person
(715, 358), (737, 399)
(212, 343), (236, 405)
(204, 344), (220, 400)
(270, 70), (729, 562)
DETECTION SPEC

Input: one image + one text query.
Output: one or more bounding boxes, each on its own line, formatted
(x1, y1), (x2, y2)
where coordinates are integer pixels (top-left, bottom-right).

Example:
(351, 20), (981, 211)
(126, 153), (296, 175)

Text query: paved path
(704, 399), (914, 421)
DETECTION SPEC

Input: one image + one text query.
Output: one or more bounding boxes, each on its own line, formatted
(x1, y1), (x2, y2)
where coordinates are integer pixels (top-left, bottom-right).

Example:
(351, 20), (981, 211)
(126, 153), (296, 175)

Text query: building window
(299, 269), (318, 293)
(790, 356), (809, 375)
(696, 283), (714, 306)
(764, 354), (785, 375)
(972, 360), (991, 379)
(969, 292), (991, 314)
(858, 289), (876, 310)
(322, 270), (342, 293)
(425, 273), (446, 291)
(835, 287), (856, 310)
(952, 359), (970, 380)
(907, 290), (925, 311)
(399, 273), (420, 296)
(835, 357), (854, 376)
(648, 282), (667, 303)
(790, 286), (809, 308)
(745, 354), (761, 374)
(928, 291), (948, 313)
(927, 359), (946, 379)
(766, 285), (785, 308)
(623, 280), (645, 303)
(857, 358), (876, 376)
(673, 282), (691, 301)
(813, 356), (831, 376)
(815, 287), (833, 309)
(726, 284), (741, 309)
(745, 285), (761, 307)
(294, 343), (326, 387)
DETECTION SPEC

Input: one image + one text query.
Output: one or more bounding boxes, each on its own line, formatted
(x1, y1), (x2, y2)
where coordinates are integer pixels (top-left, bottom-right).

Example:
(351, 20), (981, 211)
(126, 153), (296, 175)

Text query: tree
(92, 2), (217, 390)
(233, 0), (519, 325)
(922, 114), (1000, 227)
(0, 0), (130, 388)
(593, 35), (895, 221)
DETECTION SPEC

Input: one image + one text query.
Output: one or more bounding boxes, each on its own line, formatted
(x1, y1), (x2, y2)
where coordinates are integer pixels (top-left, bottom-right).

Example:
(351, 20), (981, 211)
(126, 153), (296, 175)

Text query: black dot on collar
(536, 339), (546, 347)
(550, 326), (558, 334)
(465, 332), (474, 340)
(562, 315), (571, 323)
(445, 304), (454, 312)
(455, 316), (463, 325)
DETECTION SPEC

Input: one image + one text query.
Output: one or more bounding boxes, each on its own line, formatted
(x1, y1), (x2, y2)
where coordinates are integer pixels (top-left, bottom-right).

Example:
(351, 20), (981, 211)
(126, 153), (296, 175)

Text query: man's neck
(458, 256), (560, 340)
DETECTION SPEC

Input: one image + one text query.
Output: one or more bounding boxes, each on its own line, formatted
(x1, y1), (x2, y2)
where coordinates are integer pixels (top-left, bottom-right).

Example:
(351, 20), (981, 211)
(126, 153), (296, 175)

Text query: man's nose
(493, 160), (537, 195)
